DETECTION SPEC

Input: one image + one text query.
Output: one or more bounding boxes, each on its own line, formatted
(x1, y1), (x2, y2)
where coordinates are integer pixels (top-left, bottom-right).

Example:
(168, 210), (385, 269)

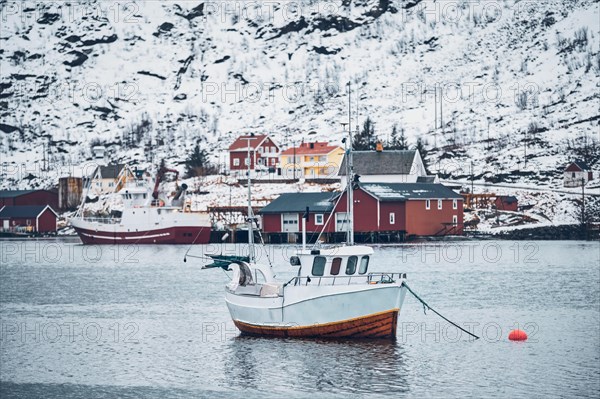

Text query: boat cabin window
(330, 257), (342, 275)
(312, 256), (326, 276)
(238, 263), (254, 286)
(359, 256), (369, 274)
(345, 256), (358, 275)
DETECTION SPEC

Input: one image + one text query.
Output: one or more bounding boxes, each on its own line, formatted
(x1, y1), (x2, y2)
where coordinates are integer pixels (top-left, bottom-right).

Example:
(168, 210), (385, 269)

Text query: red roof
(228, 135), (268, 151)
(280, 142), (340, 156)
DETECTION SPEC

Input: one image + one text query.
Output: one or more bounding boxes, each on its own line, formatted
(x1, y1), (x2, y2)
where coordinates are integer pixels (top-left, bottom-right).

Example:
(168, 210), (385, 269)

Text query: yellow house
(279, 142), (344, 179)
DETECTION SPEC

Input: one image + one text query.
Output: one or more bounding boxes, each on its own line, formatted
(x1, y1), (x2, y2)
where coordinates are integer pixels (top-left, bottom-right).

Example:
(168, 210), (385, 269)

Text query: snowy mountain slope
(0, 0), (598, 191)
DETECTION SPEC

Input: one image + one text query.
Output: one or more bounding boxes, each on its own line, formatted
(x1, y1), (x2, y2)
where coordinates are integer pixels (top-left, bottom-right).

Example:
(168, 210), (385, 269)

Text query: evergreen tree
(185, 143), (210, 177)
(353, 117), (376, 150)
(414, 137), (430, 174)
(388, 124), (408, 150)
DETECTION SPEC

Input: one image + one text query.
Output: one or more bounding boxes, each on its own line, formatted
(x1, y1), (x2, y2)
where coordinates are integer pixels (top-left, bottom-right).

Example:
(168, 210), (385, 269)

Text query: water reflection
(225, 335), (409, 394)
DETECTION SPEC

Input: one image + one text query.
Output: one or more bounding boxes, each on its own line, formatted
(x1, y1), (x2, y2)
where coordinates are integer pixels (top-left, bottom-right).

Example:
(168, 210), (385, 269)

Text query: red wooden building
(228, 134), (279, 172)
(0, 189), (58, 209)
(260, 192), (337, 233)
(259, 183), (464, 238)
(0, 205), (58, 233)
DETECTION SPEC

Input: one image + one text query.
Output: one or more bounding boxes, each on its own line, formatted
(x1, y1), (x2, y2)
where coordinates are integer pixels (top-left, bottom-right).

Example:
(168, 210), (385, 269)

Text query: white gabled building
(564, 160), (594, 187)
(339, 147), (433, 188)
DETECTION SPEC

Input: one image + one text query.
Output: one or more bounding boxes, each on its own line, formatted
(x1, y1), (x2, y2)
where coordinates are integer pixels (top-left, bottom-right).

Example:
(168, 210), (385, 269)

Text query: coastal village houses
(279, 141), (344, 180)
(259, 183), (464, 240)
(228, 134), (280, 176)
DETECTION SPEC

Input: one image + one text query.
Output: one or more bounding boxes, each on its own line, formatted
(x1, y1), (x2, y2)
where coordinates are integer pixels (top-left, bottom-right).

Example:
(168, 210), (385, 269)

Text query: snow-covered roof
(360, 183), (463, 201)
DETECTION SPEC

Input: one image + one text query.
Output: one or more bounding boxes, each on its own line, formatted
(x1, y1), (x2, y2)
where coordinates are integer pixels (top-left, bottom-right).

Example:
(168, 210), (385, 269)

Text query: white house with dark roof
(338, 148), (432, 187)
(564, 160), (594, 187)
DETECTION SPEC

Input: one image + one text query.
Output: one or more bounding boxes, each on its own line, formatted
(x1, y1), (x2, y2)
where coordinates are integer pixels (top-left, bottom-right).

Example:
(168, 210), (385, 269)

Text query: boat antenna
(312, 190), (345, 249)
(346, 81), (354, 245)
(245, 137), (256, 263)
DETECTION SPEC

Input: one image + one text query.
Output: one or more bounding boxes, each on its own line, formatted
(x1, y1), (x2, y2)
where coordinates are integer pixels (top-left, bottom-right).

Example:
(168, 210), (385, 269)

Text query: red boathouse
(259, 183), (464, 240)
(0, 205), (58, 233)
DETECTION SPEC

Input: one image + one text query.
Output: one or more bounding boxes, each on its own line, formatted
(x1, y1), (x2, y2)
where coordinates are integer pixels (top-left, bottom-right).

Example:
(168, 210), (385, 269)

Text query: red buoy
(508, 329), (528, 341)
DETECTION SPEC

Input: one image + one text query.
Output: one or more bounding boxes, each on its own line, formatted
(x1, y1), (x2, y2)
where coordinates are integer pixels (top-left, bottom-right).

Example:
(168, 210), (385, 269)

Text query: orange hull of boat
(233, 309), (399, 339)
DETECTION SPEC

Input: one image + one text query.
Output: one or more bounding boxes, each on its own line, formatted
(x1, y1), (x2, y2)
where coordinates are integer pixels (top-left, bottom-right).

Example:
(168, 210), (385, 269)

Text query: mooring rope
(402, 282), (480, 340)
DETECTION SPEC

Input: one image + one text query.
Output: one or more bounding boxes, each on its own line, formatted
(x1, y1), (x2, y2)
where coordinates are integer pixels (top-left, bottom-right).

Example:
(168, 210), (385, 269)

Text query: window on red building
(315, 214), (324, 225)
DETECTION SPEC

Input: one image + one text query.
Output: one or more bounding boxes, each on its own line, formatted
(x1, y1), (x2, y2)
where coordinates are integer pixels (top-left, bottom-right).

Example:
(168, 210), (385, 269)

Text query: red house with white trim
(0, 205), (58, 233)
(259, 183), (464, 238)
(228, 134), (279, 173)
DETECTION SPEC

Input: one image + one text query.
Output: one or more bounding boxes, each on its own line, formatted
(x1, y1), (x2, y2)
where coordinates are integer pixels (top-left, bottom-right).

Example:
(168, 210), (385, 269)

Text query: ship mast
(246, 138), (255, 263)
(346, 81), (354, 245)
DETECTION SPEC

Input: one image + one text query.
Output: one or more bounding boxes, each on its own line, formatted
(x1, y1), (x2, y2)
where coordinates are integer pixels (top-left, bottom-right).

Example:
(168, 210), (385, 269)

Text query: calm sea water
(1, 239), (598, 398)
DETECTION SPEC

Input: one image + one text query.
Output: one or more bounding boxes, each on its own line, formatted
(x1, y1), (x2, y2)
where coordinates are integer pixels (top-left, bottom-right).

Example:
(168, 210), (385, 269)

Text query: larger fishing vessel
(71, 166), (211, 245)
(196, 115), (408, 338)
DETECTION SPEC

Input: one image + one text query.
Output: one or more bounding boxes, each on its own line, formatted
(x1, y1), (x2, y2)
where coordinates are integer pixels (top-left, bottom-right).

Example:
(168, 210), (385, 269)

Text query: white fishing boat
(71, 165), (211, 245)
(197, 116), (408, 338)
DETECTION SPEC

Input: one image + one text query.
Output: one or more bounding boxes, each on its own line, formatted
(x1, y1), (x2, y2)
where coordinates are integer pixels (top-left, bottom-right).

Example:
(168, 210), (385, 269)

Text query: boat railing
(288, 272), (407, 287)
(80, 217), (122, 224)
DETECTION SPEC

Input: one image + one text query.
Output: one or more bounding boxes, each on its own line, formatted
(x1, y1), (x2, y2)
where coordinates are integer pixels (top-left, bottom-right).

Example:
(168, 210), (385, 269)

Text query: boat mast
(246, 138), (255, 262)
(346, 81), (354, 245)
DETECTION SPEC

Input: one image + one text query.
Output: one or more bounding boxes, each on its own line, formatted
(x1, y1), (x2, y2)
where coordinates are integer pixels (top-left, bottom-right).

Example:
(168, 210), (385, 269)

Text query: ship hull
(233, 308), (399, 338)
(73, 225), (211, 245)
(226, 284), (406, 339)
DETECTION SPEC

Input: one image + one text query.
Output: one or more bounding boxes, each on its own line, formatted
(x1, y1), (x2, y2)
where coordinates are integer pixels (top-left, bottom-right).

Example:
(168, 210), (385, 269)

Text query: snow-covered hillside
(1, 0), (599, 190)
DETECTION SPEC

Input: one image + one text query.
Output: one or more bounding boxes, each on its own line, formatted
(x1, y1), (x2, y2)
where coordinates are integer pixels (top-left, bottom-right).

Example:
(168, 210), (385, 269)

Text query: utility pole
(440, 85), (444, 135)
(434, 85), (438, 130)
(348, 81), (352, 142)
(524, 130), (527, 169)
(581, 177), (586, 229)
(471, 161), (474, 195)
(487, 118), (491, 151)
